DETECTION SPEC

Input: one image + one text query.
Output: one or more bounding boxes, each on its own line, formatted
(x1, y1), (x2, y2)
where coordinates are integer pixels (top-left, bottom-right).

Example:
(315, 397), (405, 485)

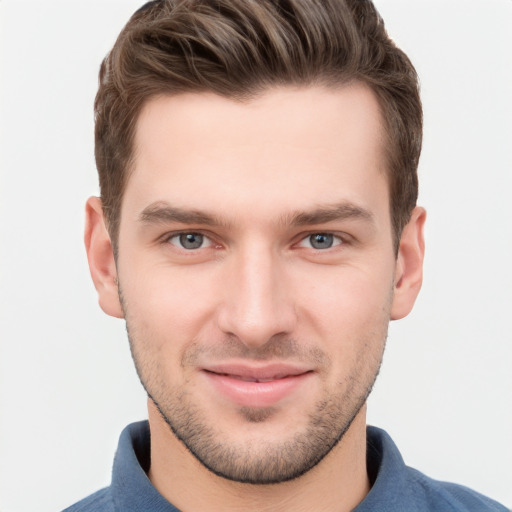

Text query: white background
(0, 1), (511, 511)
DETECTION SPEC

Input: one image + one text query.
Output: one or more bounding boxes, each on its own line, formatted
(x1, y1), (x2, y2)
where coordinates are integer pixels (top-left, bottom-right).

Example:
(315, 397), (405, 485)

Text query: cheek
(120, 262), (221, 346)
(297, 269), (391, 387)
(295, 264), (394, 340)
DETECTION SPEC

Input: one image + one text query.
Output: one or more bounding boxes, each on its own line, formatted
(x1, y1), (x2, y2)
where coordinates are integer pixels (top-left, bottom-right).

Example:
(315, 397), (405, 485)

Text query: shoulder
(61, 487), (115, 512)
(361, 427), (509, 512)
(407, 468), (509, 512)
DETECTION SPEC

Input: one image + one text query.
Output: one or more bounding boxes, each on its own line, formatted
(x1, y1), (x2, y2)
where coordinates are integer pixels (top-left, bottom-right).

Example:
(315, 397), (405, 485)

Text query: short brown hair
(95, 0), (422, 251)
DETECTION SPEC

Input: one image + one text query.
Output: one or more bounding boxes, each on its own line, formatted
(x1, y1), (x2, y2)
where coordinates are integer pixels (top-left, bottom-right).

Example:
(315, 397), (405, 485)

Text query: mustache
(182, 335), (330, 367)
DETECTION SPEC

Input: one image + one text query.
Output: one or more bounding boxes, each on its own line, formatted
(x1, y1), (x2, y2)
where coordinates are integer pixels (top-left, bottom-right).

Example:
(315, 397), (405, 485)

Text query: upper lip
(202, 363), (312, 381)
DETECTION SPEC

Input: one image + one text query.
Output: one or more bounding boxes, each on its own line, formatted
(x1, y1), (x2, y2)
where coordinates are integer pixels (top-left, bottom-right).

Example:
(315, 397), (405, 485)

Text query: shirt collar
(111, 421), (412, 511)
(111, 421), (179, 512)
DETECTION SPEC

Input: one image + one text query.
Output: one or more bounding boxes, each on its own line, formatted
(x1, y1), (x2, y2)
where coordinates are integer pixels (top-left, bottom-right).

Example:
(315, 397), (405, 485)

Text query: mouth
(204, 371), (303, 383)
(201, 364), (314, 408)
(203, 362), (311, 381)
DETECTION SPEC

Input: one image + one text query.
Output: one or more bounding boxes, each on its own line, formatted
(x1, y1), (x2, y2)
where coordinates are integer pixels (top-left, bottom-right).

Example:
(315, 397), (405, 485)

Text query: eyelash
(162, 231), (348, 252)
(164, 231), (216, 250)
(297, 233), (345, 250)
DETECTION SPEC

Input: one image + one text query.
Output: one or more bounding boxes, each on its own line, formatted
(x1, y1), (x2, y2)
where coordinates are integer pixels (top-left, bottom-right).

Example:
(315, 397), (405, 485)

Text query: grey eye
(177, 233), (205, 249)
(297, 232), (343, 250)
(309, 233), (335, 249)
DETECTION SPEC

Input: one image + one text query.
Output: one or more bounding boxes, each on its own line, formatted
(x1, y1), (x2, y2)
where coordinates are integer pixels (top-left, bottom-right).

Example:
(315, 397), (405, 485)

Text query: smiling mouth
(204, 370), (300, 383)
(201, 366), (314, 408)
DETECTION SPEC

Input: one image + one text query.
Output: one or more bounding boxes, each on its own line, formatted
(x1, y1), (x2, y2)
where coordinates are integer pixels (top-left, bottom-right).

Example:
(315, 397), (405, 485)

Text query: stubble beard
(125, 325), (387, 485)
(147, 378), (377, 484)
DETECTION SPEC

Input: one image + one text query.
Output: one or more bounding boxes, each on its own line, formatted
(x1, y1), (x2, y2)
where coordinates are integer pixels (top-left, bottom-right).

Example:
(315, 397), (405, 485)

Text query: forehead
(125, 85), (388, 227)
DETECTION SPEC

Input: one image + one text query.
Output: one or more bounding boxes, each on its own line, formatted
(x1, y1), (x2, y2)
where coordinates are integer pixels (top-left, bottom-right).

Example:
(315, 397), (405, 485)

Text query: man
(64, 0), (507, 510)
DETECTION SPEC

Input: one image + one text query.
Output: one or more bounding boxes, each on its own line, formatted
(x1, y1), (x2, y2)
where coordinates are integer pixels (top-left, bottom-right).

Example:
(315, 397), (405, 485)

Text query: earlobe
(390, 206), (426, 320)
(84, 197), (124, 319)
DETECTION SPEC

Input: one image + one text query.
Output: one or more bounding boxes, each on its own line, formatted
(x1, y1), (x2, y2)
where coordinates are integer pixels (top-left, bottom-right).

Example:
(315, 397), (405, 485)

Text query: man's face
(113, 85), (402, 483)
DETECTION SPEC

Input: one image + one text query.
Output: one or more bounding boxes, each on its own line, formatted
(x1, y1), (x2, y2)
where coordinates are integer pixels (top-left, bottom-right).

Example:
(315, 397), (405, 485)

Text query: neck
(147, 400), (370, 512)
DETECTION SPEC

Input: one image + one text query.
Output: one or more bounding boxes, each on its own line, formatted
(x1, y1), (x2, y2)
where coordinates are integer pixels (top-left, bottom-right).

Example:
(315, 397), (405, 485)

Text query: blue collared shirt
(63, 421), (508, 511)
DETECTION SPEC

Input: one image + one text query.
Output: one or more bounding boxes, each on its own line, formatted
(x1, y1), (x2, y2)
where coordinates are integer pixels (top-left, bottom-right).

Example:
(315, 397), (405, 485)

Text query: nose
(216, 244), (297, 349)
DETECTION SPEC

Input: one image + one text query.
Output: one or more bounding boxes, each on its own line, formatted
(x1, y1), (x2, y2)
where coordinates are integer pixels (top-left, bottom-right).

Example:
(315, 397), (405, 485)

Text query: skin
(85, 84), (425, 512)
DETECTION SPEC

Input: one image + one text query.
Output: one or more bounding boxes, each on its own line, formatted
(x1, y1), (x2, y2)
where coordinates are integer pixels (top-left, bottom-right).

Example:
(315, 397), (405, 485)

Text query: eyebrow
(286, 203), (374, 227)
(139, 201), (230, 227)
(138, 201), (374, 228)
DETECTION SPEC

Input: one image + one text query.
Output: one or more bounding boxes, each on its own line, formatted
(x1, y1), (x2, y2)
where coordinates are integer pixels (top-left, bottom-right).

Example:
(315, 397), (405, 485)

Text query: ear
(391, 206), (426, 320)
(84, 197), (124, 318)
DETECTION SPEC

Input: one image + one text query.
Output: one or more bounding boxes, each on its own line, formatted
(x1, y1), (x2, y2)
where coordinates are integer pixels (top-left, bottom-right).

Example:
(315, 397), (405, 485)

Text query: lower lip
(203, 371), (313, 408)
